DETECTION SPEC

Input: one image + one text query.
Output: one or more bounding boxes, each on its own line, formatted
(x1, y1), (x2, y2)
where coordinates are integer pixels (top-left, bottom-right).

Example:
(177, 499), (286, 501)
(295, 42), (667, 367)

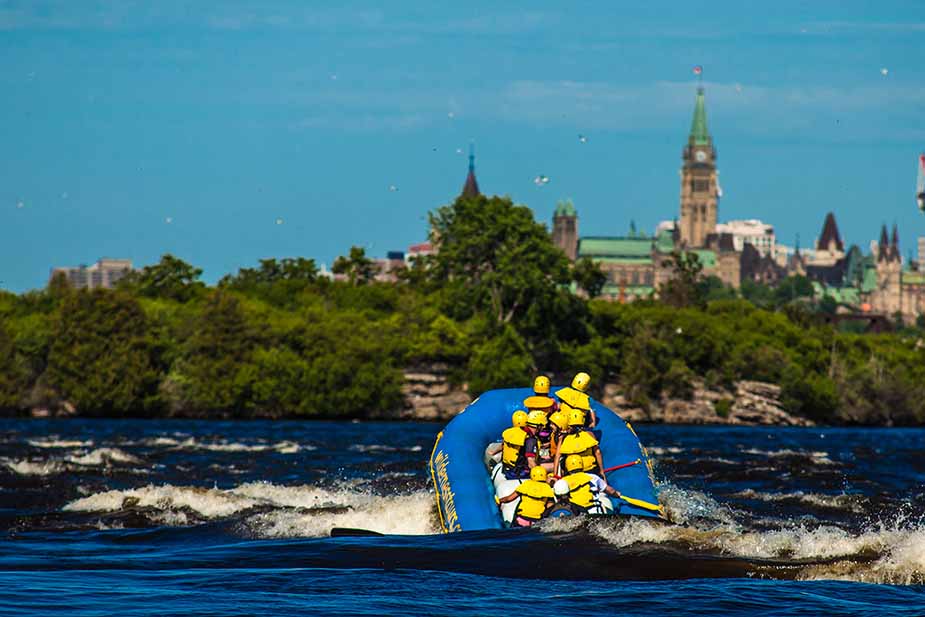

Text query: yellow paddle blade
(619, 495), (663, 513)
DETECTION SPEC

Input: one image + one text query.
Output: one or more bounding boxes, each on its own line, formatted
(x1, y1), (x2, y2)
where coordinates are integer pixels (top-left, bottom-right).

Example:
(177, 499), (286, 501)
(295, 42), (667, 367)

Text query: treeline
(2, 194), (925, 424)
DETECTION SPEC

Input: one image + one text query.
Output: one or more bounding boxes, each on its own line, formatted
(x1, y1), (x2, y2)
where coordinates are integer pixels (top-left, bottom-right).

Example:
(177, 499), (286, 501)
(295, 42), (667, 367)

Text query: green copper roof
(690, 87), (710, 146)
(902, 270), (925, 285)
(554, 199), (577, 217)
(601, 284), (655, 297)
(578, 236), (653, 259)
(691, 249), (716, 269)
(655, 228), (675, 253)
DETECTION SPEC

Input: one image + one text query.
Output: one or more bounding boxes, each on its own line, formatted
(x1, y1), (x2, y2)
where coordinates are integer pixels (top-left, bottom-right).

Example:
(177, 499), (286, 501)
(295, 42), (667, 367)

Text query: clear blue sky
(2, 1), (924, 292)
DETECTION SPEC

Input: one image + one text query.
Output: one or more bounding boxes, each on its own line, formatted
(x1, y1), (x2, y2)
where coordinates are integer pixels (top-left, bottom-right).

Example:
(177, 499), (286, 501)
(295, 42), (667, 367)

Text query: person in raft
(523, 376), (558, 414)
(525, 410), (557, 471)
(561, 454), (621, 514)
(554, 409), (604, 476)
(489, 410), (538, 479)
(554, 372), (597, 429)
(539, 410), (568, 472)
(497, 465), (555, 527)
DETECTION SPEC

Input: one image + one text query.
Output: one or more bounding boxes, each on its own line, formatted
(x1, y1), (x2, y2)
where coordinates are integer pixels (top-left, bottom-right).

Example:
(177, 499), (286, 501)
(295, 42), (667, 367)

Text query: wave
(731, 489), (867, 513)
(142, 437), (309, 454)
(582, 483), (925, 585)
(3, 448), (143, 476)
(740, 448), (837, 465)
(67, 448), (141, 466)
(348, 444), (424, 453)
(62, 481), (437, 537)
(27, 438), (94, 449)
(3, 459), (64, 476)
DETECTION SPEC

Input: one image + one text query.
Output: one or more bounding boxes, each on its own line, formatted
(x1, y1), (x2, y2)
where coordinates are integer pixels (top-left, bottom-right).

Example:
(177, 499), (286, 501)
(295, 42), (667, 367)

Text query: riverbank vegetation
(2, 194), (925, 424)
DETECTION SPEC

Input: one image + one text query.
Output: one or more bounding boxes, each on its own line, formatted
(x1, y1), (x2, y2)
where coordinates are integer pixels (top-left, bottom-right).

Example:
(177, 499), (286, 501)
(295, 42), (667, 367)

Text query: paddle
(617, 494), (663, 512)
(602, 459), (641, 474)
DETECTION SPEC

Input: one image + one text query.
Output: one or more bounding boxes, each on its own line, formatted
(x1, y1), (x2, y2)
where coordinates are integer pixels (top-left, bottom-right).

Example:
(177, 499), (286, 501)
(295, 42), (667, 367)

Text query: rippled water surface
(1, 419), (924, 616)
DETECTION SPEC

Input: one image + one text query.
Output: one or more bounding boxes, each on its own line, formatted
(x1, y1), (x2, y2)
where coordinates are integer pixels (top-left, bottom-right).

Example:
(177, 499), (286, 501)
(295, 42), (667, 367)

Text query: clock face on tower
(695, 150), (707, 163)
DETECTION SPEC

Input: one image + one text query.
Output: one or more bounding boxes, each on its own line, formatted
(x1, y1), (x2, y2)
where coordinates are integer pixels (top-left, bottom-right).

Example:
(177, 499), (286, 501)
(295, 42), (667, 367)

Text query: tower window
(692, 179), (710, 192)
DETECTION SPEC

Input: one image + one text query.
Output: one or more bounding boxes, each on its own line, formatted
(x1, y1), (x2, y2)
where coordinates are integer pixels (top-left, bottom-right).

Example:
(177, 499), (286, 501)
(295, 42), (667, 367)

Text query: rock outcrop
(390, 364), (472, 420)
(603, 379), (813, 426)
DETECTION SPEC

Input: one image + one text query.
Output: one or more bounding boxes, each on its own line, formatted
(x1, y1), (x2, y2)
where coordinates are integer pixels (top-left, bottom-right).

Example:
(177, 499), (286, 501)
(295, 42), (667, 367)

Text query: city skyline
(2, 1), (925, 292)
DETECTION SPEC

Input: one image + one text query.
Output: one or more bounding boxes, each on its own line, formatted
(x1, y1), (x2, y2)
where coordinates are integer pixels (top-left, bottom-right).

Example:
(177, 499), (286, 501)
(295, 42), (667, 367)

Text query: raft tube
(429, 387), (664, 532)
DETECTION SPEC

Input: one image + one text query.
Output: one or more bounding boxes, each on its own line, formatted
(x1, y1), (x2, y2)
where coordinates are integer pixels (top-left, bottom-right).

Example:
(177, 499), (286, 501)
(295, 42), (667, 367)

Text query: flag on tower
(692, 65), (703, 75)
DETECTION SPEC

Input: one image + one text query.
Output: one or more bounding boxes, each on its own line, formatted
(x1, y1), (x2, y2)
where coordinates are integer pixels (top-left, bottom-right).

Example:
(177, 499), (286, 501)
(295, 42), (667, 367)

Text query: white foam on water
(731, 489), (866, 513)
(3, 458), (64, 476)
(27, 439), (94, 449)
(741, 448), (836, 465)
(64, 484), (259, 518)
(245, 490), (437, 538)
(348, 444), (424, 453)
(142, 437), (309, 453)
(66, 448), (142, 466)
(62, 481), (437, 537)
(647, 446), (684, 456)
(588, 483), (925, 585)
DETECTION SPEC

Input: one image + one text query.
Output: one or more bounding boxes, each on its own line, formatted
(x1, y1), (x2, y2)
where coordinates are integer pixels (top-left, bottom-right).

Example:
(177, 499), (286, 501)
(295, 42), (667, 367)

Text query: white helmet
(553, 479), (571, 497)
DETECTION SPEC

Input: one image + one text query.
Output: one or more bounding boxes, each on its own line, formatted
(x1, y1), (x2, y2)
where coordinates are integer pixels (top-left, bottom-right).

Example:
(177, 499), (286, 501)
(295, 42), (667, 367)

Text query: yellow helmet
(530, 466), (548, 482)
(533, 375), (551, 395)
(549, 411), (568, 431)
(565, 454), (583, 473)
(568, 409), (586, 427)
(571, 372), (591, 392)
(512, 410), (528, 428)
(527, 410), (547, 427)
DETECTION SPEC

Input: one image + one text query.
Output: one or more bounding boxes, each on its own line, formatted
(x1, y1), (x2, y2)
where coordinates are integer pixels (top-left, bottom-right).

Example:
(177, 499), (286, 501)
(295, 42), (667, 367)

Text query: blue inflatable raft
(429, 387), (664, 532)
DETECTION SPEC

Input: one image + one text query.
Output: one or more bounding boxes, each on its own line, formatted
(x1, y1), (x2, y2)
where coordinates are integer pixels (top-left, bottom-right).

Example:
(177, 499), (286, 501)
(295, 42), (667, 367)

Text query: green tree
(124, 254), (205, 302)
(659, 251), (705, 308)
(572, 257), (607, 299)
(44, 290), (162, 414)
(0, 321), (27, 410)
(467, 325), (534, 396)
(170, 291), (256, 414)
(772, 275), (814, 307)
(332, 246), (377, 285)
(429, 195), (570, 326)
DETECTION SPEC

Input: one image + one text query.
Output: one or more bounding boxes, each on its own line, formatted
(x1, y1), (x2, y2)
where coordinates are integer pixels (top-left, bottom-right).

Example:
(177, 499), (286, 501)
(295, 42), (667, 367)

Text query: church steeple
(460, 143), (480, 199)
(689, 87), (711, 146)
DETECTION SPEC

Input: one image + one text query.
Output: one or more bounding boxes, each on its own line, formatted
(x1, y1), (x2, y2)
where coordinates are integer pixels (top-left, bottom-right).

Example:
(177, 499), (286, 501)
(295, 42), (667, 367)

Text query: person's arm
(604, 485), (621, 498)
(487, 443), (502, 456)
(588, 408), (598, 428)
(525, 436), (537, 469)
(593, 444), (604, 475)
(552, 435), (565, 476)
(498, 491), (519, 504)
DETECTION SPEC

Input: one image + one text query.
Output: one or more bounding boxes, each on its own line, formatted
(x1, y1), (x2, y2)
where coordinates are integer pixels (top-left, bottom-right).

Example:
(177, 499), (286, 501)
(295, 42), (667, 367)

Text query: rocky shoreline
(389, 365), (812, 426)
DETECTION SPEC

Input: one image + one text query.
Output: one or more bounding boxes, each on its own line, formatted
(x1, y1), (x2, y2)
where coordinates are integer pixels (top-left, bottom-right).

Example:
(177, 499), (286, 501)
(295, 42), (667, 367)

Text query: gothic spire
(891, 223), (900, 261)
(460, 143), (480, 199)
(689, 87), (710, 146)
(878, 224), (890, 261)
(816, 212), (844, 252)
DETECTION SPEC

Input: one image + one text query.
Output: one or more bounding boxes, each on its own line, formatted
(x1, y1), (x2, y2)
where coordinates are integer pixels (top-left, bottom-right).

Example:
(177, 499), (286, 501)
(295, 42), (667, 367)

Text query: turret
(552, 199), (578, 261)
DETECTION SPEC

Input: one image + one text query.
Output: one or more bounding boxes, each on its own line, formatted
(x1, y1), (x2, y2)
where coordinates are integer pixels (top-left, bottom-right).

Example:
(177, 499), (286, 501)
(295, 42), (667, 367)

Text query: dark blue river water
(1, 419), (923, 616)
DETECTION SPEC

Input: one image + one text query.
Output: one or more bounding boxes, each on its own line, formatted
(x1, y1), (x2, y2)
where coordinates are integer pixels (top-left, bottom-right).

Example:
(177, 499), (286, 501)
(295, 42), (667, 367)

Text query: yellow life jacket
(515, 479), (554, 520)
(559, 432), (599, 473)
(555, 387), (590, 412)
(564, 472), (597, 509)
(523, 395), (555, 410)
(501, 427), (528, 468)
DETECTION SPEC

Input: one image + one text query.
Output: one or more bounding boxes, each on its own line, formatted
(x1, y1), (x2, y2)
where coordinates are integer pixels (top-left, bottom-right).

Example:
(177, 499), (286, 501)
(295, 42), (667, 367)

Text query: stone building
(679, 87), (720, 249)
(50, 258), (133, 289)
